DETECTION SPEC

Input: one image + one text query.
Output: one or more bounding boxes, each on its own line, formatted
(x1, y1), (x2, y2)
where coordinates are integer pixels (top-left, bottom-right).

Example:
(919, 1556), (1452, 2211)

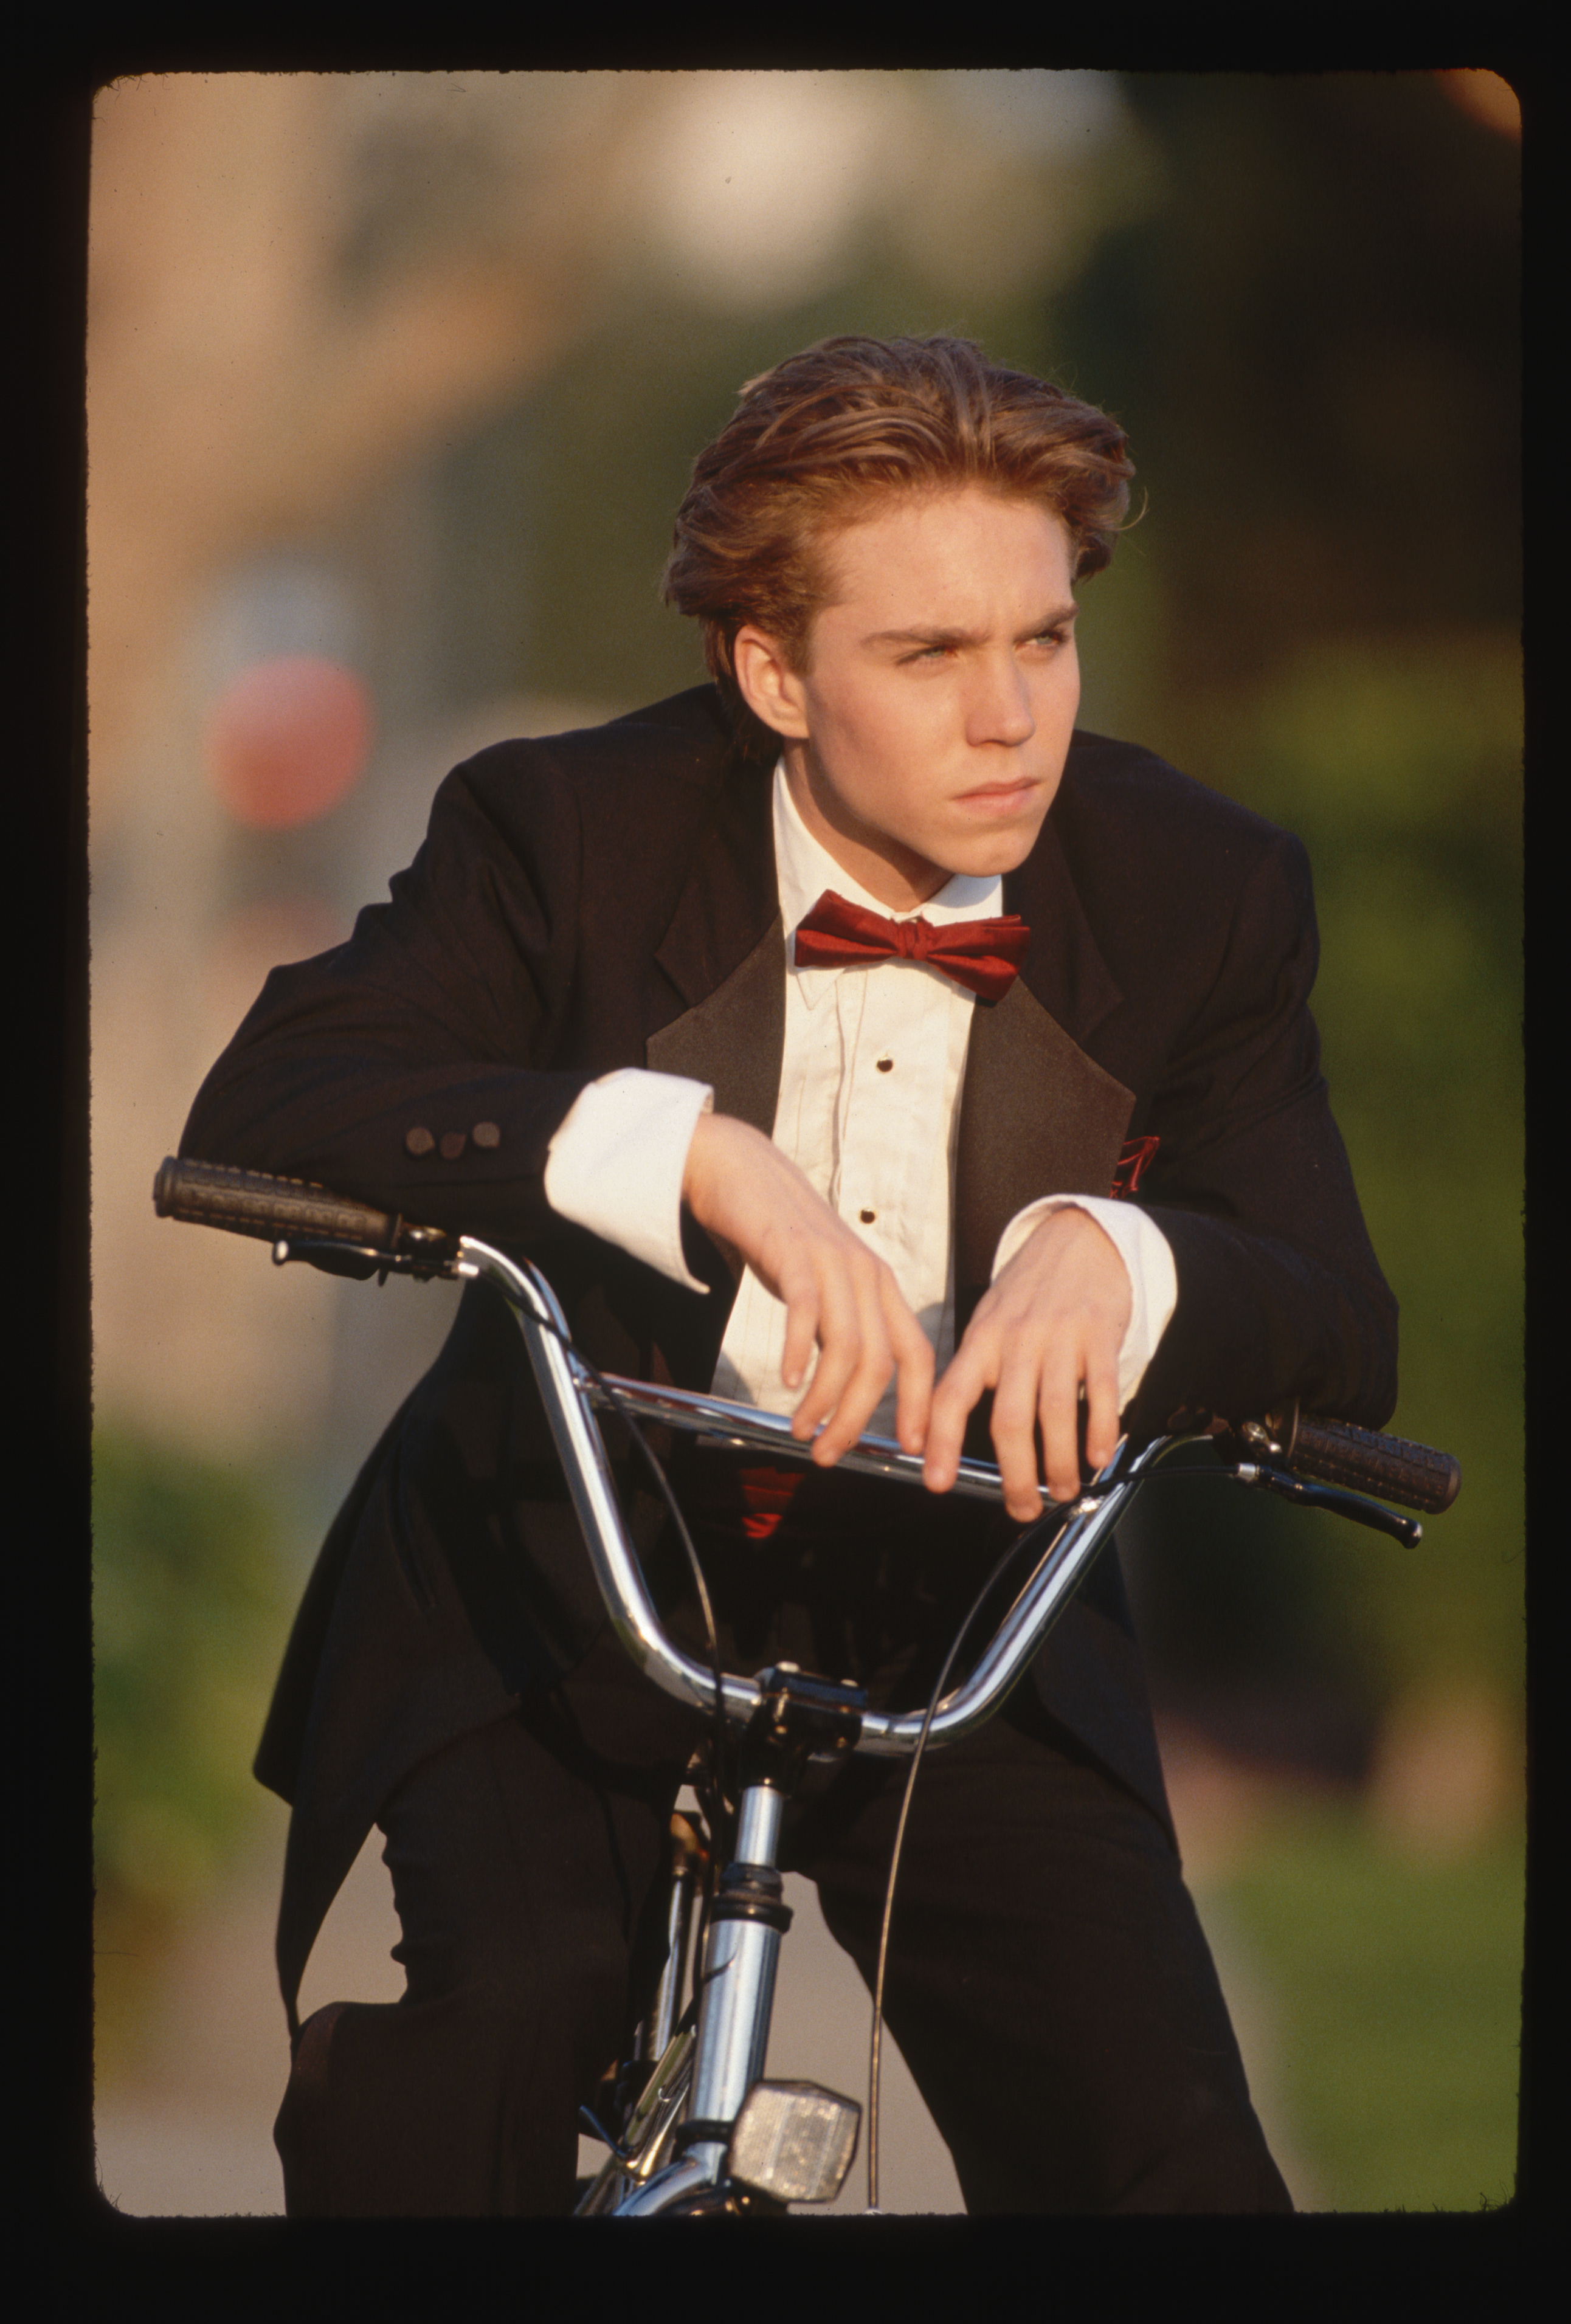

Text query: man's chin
(933, 819), (1049, 883)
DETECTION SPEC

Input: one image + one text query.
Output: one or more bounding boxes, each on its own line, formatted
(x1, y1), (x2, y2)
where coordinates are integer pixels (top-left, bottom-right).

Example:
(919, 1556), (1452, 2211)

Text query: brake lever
(1226, 1460), (1423, 1548)
(271, 1234), (461, 1284)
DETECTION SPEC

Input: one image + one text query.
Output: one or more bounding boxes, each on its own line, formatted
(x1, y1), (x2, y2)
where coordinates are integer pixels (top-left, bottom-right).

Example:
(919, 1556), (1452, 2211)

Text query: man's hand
(682, 1112), (935, 1464)
(923, 1207), (1132, 1523)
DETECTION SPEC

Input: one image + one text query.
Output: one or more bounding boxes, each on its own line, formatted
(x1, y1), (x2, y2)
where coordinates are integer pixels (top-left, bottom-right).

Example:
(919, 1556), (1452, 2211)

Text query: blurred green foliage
(93, 1429), (292, 1917)
(1054, 74), (1520, 684)
(1151, 635), (1524, 1712)
(1209, 1799), (1524, 2209)
(1054, 75), (1521, 1735)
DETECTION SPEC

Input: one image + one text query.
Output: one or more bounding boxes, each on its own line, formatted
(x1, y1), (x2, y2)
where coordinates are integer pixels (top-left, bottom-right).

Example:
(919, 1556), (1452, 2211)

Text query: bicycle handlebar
(452, 1224), (1159, 1755)
(155, 1156), (1459, 1750)
(154, 1156), (1460, 1516)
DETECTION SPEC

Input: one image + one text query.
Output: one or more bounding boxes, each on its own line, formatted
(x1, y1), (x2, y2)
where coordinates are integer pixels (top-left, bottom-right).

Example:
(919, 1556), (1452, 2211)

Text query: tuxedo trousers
(273, 1467), (1292, 2216)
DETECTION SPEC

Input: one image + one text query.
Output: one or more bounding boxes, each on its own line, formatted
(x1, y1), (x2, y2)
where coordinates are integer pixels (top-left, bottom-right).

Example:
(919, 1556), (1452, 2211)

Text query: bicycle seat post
(680, 1666), (866, 2187)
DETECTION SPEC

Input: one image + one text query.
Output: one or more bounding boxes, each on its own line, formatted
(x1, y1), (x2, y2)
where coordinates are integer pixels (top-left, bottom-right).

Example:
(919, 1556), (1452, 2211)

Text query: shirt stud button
(439, 1131), (467, 1160)
(876, 1057), (894, 1072)
(859, 1209), (876, 1224)
(405, 1126), (435, 1156)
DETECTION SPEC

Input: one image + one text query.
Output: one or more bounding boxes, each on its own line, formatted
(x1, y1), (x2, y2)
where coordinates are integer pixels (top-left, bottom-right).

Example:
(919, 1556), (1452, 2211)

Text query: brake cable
(863, 1515), (1053, 2213)
(531, 1314), (737, 1874)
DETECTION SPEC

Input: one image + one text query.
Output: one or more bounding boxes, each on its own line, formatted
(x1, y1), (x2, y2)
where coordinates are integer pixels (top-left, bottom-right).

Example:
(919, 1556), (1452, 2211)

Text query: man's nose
(967, 655), (1037, 745)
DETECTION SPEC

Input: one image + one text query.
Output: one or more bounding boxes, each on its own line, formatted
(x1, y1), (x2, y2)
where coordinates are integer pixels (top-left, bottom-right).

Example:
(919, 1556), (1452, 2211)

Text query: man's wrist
(993, 1194), (1177, 1410)
(545, 1067), (714, 1289)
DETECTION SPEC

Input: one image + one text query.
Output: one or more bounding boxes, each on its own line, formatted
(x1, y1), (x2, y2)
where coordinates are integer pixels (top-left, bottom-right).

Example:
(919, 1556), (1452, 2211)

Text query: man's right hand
(681, 1112), (934, 1466)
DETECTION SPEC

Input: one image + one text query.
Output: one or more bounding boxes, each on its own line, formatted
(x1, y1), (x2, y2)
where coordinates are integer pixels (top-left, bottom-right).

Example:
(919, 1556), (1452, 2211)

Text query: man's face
(735, 486), (1080, 911)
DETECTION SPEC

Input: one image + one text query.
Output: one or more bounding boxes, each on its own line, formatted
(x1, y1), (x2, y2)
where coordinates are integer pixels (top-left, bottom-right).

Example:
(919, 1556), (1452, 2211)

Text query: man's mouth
(957, 778), (1037, 810)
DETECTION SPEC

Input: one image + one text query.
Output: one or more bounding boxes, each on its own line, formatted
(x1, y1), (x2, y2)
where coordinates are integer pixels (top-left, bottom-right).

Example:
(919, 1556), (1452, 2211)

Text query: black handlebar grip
(1283, 1413), (1460, 1514)
(154, 1157), (396, 1249)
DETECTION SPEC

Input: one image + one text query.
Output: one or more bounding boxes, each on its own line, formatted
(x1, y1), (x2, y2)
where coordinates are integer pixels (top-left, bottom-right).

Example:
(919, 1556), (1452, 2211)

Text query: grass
(1203, 1798), (1524, 2212)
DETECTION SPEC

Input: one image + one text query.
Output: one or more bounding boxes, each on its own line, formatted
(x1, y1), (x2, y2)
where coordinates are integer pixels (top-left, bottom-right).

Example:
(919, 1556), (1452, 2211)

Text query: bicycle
(154, 1154), (1460, 2216)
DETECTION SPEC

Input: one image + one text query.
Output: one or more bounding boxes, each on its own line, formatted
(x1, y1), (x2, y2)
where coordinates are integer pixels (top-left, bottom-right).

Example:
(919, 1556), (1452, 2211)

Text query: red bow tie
(793, 890), (1030, 1002)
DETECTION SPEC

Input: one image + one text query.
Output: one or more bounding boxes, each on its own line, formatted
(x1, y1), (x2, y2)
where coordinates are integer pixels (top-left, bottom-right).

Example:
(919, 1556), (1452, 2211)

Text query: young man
(182, 336), (1397, 2215)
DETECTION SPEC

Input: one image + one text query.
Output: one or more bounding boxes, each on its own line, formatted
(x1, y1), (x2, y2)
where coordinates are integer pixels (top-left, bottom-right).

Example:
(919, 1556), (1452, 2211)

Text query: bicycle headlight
(727, 2080), (861, 2205)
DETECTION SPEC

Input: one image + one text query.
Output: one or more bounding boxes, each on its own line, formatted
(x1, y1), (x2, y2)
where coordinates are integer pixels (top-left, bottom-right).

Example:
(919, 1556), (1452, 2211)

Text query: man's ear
(733, 626), (810, 741)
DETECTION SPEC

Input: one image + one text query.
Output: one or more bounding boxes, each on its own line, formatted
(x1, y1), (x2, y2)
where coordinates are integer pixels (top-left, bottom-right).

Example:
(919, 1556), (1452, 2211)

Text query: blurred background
(88, 69), (1522, 2215)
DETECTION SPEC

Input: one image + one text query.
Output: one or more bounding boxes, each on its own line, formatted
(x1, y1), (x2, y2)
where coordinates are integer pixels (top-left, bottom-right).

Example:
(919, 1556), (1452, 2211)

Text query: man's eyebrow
(863, 602), (1079, 649)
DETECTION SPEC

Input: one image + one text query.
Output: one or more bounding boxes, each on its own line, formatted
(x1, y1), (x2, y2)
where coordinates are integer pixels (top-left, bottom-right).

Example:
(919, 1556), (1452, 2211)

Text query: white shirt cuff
(544, 1067), (714, 1292)
(992, 1194), (1178, 1413)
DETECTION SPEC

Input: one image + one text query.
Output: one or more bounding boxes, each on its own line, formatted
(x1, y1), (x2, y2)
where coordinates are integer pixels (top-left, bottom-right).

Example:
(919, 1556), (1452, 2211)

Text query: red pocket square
(1111, 1134), (1160, 1198)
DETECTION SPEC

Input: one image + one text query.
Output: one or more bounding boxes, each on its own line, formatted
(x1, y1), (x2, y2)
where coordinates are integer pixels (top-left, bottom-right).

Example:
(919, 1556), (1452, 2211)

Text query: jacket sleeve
(179, 753), (599, 1250)
(1119, 825), (1398, 1436)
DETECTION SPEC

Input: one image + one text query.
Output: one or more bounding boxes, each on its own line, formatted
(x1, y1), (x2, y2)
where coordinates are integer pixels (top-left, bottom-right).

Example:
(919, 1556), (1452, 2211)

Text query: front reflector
(728, 2080), (861, 2205)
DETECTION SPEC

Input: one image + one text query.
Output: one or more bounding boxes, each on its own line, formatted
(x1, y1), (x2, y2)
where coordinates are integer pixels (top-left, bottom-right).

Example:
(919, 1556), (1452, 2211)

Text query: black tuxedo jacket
(182, 684), (1397, 2023)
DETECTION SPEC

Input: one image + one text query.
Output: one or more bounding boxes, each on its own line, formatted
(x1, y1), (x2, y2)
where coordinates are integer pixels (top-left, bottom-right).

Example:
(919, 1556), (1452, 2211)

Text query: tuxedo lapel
(643, 751), (781, 1124)
(1006, 801), (1125, 1051)
(954, 983), (1136, 1306)
(647, 753), (776, 1015)
(646, 915), (786, 1136)
(954, 810), (1134, 1317)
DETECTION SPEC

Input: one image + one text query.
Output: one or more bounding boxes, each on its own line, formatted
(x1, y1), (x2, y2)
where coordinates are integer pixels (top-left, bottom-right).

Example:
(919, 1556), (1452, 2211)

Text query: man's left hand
(922, 1207), (1131, 1522)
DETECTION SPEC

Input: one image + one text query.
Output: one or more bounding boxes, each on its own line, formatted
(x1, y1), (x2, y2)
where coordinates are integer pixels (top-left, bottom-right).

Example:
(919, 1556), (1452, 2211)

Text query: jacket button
(859, 1209), (876, 1224)
(472, 1121), (502, 1150)
(405, 1126), (435, 1156)
(440, 1131), (467, 1160)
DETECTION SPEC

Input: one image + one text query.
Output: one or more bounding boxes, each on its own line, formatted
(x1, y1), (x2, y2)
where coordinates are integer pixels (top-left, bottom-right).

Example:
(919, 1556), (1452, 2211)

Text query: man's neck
(781, 745), (948, 913)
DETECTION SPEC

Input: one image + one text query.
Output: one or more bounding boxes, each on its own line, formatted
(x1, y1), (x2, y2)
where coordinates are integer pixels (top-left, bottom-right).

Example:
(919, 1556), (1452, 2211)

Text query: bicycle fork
(581, 1670), (868, 2215)
(682, 1782), (792, 2180)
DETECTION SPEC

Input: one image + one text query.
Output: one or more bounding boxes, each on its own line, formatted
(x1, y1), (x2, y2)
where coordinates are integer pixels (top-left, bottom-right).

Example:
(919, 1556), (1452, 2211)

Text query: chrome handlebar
(457, 1236), (1187, 1757)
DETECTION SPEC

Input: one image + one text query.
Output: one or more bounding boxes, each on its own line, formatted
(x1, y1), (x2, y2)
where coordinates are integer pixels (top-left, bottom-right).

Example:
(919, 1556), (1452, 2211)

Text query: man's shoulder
(1052, 728), (1308, 897)
(402, 685), (770, 936)
(453, 683), (753, 808)
(1058, 728), (1292, 853)
(1035, 730), (1315, 993)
